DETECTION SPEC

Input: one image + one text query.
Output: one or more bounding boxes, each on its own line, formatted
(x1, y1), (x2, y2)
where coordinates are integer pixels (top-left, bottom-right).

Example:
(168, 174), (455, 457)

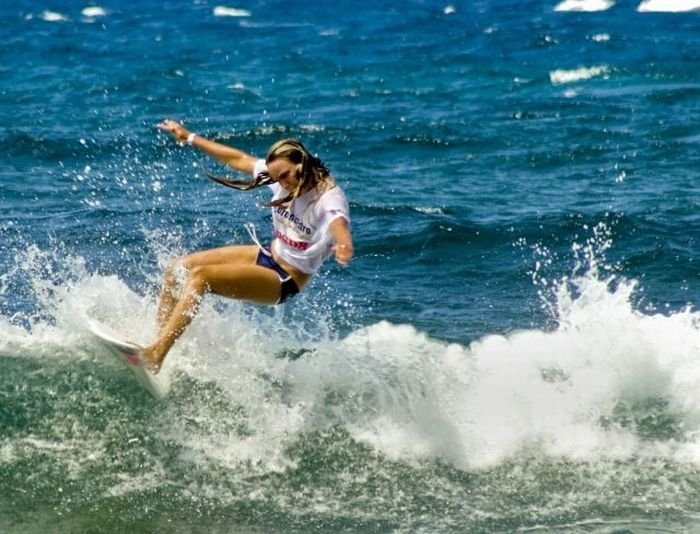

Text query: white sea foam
(638, 0), (700, 11)
(550, 65), (610, 85)
(414, 206), (445, 215)
(2, 233), (699, 474)
(82, 6), (107, 18)
(213, 6), (252, 17)
(40, 10), (69, 22)
(149, 265), (691, 468)
(343, 245), (699, 468)
(319, 28), (340, 37)
(554, 0), (615, 11)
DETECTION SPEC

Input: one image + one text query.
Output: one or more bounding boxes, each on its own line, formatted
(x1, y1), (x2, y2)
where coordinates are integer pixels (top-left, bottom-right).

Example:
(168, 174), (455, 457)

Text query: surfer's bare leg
(155, 245), (261, 332)
(143, 263), (281, 372)
(156, 262), (184, 330)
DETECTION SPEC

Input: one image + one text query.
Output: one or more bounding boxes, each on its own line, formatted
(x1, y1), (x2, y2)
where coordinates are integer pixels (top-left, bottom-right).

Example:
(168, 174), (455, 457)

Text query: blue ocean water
(1, 0), (699, 531)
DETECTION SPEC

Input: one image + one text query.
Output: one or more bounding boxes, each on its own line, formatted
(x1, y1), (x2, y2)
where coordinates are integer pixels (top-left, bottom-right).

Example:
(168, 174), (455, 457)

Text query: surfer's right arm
(157, 119), (256, 174)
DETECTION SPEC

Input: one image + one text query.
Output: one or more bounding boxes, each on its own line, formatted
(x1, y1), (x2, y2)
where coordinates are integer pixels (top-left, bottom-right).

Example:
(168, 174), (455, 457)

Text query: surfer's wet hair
(205, 138), (334, 207)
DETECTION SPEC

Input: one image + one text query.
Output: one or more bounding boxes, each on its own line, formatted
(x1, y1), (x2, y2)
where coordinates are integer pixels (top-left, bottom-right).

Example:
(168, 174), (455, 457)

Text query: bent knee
(176, 254), (195, 271)
(165, 255), (193, 279)
(186, 265), (212, 293)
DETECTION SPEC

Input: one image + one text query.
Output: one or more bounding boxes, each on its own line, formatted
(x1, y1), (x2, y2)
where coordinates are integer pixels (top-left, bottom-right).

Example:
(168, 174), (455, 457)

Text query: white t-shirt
(253, 159), (350, 274)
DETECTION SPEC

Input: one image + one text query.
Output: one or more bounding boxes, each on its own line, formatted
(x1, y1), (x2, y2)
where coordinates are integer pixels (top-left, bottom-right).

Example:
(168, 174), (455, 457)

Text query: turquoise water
(1, 1), (699, 532)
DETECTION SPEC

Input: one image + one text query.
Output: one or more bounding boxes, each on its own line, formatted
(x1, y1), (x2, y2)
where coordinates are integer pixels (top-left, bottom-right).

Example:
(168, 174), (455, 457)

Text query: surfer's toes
(140, 350), (162, 374)
(144, 359), (161, 375)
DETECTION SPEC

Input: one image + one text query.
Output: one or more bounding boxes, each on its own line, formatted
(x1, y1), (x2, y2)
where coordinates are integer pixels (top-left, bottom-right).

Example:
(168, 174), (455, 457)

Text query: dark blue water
(1, 1), (699, 532)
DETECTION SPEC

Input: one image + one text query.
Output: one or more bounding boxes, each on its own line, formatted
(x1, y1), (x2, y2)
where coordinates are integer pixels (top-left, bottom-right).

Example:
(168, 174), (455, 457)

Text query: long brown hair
(205, 138), (334, 207)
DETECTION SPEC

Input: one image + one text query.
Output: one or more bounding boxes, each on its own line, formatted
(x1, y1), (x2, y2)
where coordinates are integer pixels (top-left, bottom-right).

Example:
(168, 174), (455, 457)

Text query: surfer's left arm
(330, 217), (354, 266)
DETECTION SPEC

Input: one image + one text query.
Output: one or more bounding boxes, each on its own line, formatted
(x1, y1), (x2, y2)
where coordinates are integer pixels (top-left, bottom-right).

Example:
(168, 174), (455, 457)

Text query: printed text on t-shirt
(275, 206), (312, 235)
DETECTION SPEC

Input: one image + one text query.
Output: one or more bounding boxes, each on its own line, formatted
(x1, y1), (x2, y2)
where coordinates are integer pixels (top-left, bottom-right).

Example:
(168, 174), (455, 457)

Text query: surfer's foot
(140, 347), (162, 375)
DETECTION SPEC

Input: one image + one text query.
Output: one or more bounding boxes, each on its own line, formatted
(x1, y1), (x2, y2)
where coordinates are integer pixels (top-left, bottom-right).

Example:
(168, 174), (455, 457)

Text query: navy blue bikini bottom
(256, 248), (300, 304)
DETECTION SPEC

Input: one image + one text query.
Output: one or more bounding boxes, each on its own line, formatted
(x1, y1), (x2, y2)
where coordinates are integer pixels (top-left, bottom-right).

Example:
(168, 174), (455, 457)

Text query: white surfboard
(87, 319), (169, 400)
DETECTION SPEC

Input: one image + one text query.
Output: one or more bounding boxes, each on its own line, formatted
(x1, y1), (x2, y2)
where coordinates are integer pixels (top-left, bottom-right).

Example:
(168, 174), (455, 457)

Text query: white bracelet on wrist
(186, 132), (197, 145)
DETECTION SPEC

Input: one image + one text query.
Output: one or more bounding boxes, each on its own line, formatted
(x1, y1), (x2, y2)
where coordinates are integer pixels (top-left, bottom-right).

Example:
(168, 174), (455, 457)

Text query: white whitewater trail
(554, 0), (615, 12)
(637, 0), (700, 11)
(1, 240), (699, 473)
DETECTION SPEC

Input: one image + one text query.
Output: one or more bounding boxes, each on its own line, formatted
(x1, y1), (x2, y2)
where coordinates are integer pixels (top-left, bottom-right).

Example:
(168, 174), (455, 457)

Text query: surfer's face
(267, 157), (300, 192)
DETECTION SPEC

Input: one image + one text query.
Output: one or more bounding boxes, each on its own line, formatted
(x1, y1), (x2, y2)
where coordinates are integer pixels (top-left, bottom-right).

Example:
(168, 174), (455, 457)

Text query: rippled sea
(1, 0), (700, 532)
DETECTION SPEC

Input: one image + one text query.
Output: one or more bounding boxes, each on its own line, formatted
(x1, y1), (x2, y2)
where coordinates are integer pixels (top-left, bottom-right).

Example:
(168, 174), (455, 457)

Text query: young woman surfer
(141, 119), (354, 373)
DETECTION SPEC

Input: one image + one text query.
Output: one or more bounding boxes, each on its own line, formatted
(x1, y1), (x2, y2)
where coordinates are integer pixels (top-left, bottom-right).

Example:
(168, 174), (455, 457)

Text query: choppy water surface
(1, 0), (699, 532)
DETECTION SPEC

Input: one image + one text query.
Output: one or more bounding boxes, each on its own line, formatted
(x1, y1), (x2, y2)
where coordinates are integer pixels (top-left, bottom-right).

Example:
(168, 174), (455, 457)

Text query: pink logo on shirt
(276, 230), (310, 250)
